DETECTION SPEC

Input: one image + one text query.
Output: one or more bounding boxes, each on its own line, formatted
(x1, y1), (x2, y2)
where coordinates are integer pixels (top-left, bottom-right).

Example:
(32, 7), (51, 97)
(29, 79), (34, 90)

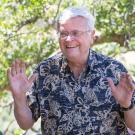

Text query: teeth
(66, 45), (77, 48)
(67, 46), (75, 48)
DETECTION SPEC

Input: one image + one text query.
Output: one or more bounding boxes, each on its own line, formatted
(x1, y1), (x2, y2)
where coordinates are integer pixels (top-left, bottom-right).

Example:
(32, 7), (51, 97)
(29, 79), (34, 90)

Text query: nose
(65, 35), (74, 41)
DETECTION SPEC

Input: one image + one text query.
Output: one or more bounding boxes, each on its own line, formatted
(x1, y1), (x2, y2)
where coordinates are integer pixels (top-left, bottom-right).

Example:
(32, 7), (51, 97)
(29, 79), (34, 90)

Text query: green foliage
(95, 0), (135, 34)
(13, 128), (24, 135)
(93, 43), (121, 57)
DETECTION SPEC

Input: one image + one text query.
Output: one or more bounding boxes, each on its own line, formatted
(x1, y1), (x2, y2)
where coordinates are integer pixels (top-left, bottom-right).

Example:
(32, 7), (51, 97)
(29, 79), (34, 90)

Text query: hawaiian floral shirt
(27, 49), (134, 135)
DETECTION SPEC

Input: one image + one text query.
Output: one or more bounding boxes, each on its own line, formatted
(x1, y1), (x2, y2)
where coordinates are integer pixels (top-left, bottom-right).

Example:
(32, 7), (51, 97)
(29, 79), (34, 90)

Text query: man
(8, 7), (135, 135)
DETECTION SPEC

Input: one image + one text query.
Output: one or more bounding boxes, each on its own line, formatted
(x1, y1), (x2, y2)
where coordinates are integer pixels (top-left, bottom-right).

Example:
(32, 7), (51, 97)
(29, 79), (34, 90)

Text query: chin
(66, 54), (79, 60)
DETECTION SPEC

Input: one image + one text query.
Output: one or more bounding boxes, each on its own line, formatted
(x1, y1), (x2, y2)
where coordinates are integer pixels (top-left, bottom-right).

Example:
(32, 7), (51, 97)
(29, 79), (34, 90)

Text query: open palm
(7, 60), (37, 98)
(108, 72), (135, 108)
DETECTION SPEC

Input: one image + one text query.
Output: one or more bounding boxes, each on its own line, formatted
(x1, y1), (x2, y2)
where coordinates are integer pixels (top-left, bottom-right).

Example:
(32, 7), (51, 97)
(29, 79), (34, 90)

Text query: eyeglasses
(58, 30), (90, 39)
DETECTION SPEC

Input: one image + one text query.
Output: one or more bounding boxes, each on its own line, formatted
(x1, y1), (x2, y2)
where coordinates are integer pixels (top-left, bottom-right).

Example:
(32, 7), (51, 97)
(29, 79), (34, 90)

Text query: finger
(20, 61), (26, 73)
(119, 72), (127, 81)
(15, 59), (21, 74)
(121, 73), (135, 91)
(107, 78), (116, 93)
(126, 73), (133, 81)
(118, 73), (133, 91)
(7, 68), (13, 92)
(28, 73), (38, 87)
(7, 68), (12, 79)
(11, 61), (16, 76)
(126, 73), (135, 91)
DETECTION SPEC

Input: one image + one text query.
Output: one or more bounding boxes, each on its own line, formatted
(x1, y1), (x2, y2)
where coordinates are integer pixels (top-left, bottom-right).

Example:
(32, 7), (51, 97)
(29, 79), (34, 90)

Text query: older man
(8, 7), (135, 135)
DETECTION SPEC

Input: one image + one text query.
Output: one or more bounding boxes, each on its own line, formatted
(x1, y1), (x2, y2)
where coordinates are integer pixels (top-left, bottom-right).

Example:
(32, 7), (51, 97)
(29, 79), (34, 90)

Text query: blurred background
(0, 0), (135, 134)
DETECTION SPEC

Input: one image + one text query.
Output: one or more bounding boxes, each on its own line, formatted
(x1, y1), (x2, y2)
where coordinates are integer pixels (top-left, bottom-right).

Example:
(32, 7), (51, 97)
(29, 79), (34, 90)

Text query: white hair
(57, 6), (95, 31)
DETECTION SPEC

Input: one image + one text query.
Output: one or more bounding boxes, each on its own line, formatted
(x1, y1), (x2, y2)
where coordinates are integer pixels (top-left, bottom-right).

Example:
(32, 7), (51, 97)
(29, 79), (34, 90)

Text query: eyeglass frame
(57, 30), (90, 40)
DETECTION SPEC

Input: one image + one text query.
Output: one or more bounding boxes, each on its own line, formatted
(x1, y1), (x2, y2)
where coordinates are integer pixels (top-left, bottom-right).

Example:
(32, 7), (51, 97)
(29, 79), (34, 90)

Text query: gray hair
(57, 7), (95, 31)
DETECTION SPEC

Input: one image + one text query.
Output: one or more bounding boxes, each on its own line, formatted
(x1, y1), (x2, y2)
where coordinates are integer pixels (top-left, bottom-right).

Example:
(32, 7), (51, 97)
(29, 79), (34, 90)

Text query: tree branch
(3, 120), (14, 135)
(94, 31), (134, 47)
(53, 0), (63, 25)
(0, 101), (13, 108)
(16, 16), (39, 31)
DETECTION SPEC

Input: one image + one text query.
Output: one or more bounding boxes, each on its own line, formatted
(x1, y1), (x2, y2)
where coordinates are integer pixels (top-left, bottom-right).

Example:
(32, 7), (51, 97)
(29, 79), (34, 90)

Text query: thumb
(107, 78), (116, 93)
(28, 73), (38, 86)
(7, 68), (12, 80)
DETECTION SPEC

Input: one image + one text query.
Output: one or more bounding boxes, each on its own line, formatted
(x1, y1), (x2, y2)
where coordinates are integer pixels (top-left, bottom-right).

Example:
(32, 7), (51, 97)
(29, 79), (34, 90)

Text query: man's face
(58, 16), (95, 61)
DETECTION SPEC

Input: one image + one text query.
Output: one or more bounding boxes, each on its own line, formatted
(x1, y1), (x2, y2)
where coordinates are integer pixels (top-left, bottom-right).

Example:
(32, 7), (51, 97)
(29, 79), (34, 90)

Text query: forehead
(59, 16), (88, 30)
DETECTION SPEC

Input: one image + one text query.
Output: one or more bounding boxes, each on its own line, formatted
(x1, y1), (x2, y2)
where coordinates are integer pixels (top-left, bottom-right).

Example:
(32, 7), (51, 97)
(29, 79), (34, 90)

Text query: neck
(68, 57), (88, 79)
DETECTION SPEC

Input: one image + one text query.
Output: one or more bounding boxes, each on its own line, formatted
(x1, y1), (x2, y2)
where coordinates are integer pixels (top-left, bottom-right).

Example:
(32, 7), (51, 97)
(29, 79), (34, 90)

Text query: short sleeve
(26, 77), (40, 122)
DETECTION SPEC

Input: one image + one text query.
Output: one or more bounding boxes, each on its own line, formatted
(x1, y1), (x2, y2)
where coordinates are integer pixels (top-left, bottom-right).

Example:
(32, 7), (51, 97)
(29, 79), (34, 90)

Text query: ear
(89, 30), (95, 45)
(91, 29), (95, 38)
(94, 30), (101, 42)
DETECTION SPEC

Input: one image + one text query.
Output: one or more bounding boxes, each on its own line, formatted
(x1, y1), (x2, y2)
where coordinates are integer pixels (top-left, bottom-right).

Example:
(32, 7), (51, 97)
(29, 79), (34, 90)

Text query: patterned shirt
(27, 49), (134, 135)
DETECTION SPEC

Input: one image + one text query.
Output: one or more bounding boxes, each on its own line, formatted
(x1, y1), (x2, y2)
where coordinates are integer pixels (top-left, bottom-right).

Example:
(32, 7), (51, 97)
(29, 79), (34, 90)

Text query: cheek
(84, 37), (93, 45)
(59, 40), (65, 50)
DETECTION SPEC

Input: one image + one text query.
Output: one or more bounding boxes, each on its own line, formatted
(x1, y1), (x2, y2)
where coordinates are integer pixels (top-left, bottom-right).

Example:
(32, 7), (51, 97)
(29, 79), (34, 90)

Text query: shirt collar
(87, 49), (98, 70)
(60, 49), (96, 72)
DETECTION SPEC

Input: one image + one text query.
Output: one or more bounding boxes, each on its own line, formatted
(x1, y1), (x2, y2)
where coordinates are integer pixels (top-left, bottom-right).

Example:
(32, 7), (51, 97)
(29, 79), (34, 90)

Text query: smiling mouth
(66, 45), (78, 48)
